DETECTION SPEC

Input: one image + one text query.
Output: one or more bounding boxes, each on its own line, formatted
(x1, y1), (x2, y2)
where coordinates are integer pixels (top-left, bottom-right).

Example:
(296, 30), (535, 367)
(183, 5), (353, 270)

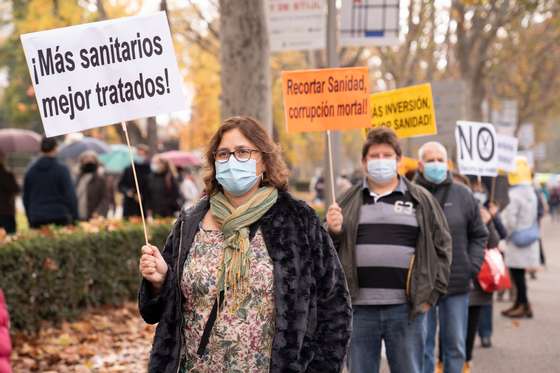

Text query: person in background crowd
(147, 155), (181, 218)
(104, 174), (118, 218)
(327, 128), (452, 373)
(416, 141), (488, 373)
(180, 168), (200, 208)
(452, 175), (508, 350)
(474, 182), (508, 350)
(533, 179), (547, 273)
(138, 116), (351, 372)
(501, 157), (540, 319)
(548, 186), (560, 222)
(336, 174), (353, 196)
(464, 179), (502, 373)
(23, 137), (78, 228)
(75, 151), (109, 221)
(311, 172), (325, 204)
(0, 151), (20, 234)
(118, 144), (151, 219)
(0, 289), (12, 373)
(538, 182), (549, 210)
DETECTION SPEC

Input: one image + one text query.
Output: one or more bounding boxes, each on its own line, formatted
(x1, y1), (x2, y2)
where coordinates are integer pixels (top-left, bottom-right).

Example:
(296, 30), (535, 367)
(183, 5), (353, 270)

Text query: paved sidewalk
(472, 217), (560, 373)
(377, 217), (560, 373)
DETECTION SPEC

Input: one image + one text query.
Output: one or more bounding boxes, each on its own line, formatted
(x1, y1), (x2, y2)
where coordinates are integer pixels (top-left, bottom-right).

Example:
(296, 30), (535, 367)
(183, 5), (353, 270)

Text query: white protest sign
(496, 134), (518, 172)
(455, 121), (498, 176)
(21, 12), (185, 137)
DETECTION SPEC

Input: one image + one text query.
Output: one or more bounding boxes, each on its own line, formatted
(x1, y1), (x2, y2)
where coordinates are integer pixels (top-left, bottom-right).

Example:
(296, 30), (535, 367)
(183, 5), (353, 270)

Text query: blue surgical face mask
(474, 192), (488, 205)
(215, 157), (260, 196)
(423, 162), (448, 184)
(367, 159), (397, 184)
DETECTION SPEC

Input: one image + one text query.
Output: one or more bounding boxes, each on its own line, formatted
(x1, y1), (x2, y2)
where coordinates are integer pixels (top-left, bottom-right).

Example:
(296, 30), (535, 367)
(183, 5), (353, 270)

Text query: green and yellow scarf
(209, 186), (278, 311)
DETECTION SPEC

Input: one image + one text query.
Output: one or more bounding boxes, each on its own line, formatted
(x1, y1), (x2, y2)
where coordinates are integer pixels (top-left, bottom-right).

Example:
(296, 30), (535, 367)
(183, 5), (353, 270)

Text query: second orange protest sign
(281, 67), (370, 133)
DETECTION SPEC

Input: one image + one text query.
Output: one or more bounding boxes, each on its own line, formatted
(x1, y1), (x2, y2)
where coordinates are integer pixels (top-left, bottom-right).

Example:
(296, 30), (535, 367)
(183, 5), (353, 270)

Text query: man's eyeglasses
(214, 148), (260, 163)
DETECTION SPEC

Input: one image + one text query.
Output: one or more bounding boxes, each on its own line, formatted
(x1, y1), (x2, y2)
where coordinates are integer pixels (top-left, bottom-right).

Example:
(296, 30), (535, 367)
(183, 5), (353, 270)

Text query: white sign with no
(455, 121), (498, 177)
(20, 12), (185, 137)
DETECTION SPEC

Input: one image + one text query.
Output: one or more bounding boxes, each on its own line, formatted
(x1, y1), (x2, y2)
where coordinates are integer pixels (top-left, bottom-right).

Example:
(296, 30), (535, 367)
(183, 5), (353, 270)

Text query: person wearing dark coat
(416, 141), (488, 373)
(463, 177), (505, 370)
(76, 151), (109, 220)
(23, 138), (78, 228)
(147, 155), (181, 218)
(326, 128), (452, 373)
(0, 151), (20, 234)
(118, 144), (151, 219)
(138, 117), (351, 373)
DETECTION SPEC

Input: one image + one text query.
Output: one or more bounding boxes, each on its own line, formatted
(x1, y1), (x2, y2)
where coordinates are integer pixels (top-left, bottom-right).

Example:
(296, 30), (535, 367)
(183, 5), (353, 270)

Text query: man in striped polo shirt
(327, 127), (452, 373)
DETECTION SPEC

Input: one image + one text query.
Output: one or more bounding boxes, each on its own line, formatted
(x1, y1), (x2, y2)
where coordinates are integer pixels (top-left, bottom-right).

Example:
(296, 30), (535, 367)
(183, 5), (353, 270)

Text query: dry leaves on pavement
(11, 302), (156, 372)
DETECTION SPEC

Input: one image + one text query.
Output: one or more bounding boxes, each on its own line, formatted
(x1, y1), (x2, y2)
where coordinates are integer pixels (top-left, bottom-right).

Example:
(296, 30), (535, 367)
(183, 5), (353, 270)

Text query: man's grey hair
(418, 141), (448, 162)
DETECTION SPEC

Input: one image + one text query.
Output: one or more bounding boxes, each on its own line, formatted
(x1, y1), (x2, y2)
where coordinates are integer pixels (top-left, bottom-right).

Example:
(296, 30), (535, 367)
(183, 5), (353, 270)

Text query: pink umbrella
(159, 150), (202, 167)
(0, 128), (42, 153)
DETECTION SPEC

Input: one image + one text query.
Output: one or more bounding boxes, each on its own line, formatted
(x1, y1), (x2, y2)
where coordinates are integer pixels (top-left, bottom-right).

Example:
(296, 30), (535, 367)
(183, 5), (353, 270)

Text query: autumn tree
(449, 0), (546, 121)
(0, 0), (96, 132)
(487, 1), (560, 134)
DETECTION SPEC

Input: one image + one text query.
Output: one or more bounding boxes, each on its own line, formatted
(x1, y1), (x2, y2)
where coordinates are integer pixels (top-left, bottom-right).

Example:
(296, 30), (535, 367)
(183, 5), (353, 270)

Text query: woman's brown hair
(203, 116), (289, 196)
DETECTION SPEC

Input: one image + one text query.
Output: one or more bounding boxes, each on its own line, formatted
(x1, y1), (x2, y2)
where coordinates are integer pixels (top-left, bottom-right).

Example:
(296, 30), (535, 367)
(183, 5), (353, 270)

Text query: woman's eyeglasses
(214, 148), (260, 163)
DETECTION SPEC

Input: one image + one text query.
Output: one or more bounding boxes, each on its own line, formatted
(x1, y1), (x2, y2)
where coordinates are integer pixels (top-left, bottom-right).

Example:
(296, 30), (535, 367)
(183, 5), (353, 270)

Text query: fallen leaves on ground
(11, 302), (156, 372)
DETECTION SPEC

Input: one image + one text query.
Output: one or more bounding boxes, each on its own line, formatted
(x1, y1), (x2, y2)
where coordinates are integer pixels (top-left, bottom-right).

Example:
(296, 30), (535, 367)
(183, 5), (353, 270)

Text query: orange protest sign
(281, 67), (370, 133)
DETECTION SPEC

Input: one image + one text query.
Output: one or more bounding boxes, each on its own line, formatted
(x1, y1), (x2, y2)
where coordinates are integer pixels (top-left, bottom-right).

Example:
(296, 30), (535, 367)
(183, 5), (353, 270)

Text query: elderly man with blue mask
(415, 141), (489, 373)
(326, 128), (452, 373)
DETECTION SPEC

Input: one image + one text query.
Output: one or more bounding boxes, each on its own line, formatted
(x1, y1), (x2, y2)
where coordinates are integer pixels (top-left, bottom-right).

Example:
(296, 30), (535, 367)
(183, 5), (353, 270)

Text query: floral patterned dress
(180, 227), (275, 373)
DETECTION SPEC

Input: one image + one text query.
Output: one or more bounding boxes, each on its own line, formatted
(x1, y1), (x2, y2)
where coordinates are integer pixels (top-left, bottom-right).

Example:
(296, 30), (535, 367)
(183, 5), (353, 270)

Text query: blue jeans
(423, 293), (469, 373)
(350, 304), (426, 373)
(478, 303), (493, 338)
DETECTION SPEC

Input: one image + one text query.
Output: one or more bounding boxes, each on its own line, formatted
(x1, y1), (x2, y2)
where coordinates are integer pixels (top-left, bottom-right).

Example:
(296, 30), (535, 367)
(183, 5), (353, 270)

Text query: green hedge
(0, 222), (171, 333)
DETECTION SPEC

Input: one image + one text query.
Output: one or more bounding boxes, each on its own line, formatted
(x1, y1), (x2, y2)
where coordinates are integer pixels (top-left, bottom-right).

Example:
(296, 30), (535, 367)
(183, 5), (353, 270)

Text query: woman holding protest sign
(138, 116), (351, 373)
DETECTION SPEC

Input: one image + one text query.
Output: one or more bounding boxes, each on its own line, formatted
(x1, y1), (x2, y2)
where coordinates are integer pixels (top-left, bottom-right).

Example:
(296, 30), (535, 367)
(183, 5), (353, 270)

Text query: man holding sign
(326, 127), (452, 373)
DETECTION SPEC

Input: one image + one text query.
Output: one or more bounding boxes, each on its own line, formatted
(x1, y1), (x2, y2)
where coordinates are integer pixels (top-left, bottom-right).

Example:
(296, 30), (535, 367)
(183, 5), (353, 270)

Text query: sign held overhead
(20, 12), (185, 137)
(455, 121), (498, 177)
(369, 83), (437, 138)
(281, 67), (370, 133)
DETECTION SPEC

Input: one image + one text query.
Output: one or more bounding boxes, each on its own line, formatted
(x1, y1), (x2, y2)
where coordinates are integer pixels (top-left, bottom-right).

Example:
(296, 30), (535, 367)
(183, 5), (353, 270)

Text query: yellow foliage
(181, 44), (221, 151)
(17, 1), (90, 34)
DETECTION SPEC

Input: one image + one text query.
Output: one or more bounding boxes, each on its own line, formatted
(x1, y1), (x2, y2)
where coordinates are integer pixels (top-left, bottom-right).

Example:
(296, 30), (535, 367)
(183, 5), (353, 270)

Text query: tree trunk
(219, 0), (272, 133)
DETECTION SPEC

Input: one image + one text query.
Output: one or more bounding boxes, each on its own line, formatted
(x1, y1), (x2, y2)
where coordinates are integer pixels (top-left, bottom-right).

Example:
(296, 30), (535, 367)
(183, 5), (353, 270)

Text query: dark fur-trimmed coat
(138, 191), (352, 373)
